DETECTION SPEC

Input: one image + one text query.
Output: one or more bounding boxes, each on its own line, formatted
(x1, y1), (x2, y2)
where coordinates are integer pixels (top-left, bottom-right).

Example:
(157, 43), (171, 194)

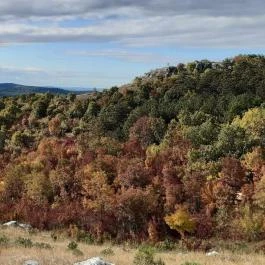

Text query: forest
(1, 54), (265, 246)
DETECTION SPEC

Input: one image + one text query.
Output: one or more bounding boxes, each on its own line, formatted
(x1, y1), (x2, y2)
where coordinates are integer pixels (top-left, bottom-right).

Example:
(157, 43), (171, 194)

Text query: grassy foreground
(0, 227), (265, 265)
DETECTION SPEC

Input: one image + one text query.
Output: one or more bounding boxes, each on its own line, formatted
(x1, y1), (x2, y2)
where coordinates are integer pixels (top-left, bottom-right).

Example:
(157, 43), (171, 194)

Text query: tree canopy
(1, 55), (265, 242)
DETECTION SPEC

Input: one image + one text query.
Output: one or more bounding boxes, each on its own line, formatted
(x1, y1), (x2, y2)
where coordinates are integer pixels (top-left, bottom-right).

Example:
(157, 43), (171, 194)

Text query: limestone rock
(23, 260), (39, 265)
(3, 220), (18, 227)
(74, 257), (114, 265)
(18, 223), (32, 229)
(2, 220), (32, 230)
(144, 67), (177, 79)
(206, 250), (219, 256)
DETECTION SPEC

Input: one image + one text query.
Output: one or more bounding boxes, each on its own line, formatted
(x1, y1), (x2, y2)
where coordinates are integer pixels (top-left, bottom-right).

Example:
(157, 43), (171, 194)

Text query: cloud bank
(0, 0), (264, 48)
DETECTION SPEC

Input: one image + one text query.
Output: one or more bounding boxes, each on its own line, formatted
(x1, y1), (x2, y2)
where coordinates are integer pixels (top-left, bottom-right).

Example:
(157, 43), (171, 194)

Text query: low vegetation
(0, 227), (265, 265)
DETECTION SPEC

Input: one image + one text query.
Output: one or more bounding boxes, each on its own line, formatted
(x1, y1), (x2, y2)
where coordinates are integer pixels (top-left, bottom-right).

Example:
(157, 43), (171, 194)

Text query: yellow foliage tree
(243, 147), (265, 176)
(233, 107), (265, 140)
(145, 144), (161, 167)
(82, 169), (115, 212)
(164, 208), (195, 239)
(25, 172), (53, 203)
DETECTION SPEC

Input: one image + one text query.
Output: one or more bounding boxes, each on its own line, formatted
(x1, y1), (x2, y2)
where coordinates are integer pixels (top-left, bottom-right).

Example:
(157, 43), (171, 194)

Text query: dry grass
(0, 227), (265, 265)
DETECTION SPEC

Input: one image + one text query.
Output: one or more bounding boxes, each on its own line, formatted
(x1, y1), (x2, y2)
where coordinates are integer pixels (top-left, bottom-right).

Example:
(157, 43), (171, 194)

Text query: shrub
(133, 246), (165, 265)
(34, 242), (52, 249)
(15, 237), (33, 248)
(155, 239), (176, 251)
(100, 247), (114, 256)
(67, 241), (78, 250)
(0, 235), (9, 246)
(67, 240), (83, 256)
(79, 233), (95, 245)
(76, 229), (95, 245)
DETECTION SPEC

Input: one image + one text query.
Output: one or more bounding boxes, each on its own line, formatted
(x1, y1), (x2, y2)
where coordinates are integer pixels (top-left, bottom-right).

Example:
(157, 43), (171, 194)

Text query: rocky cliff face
(143, 66), (178, 79)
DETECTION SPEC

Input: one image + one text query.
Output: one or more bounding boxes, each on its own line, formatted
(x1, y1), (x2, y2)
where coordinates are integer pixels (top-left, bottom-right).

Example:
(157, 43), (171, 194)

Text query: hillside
(1, 55), (265, 246)
(0, 83), (92, 97)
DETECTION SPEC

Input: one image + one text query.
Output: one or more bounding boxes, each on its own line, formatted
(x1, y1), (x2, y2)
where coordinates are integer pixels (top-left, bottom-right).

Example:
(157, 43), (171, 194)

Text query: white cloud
(0, 1), (264, 48)
(66, 49), (173, 63)
(0, 1), (264, 19)
(0, 14), (264, 48)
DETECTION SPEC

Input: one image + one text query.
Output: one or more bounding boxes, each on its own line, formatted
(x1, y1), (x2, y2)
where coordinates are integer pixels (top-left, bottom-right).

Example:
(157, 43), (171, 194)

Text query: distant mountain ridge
(0, 83), (92, 97)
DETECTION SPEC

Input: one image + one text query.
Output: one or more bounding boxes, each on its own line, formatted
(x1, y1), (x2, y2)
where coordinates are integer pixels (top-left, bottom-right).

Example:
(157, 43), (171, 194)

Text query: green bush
(155, 239), (176, 251)
(15, 237), (33, 248)
(76, 230), (95, 245)
(0, 235), (9, 246)
(34, 242), (52, 249)
(133, 246), (165, 265)
(67, 241), (78, 250)
(100, 247), (114, 256)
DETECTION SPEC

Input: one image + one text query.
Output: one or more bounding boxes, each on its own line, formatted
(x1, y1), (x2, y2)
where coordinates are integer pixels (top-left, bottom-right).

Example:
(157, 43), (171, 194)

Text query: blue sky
(0, 1), (265, 89)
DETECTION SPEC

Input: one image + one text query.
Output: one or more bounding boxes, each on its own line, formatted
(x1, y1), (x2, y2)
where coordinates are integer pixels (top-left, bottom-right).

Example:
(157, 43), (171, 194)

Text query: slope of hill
(1, 55), (265, 245)
(0, 83), (91, 96)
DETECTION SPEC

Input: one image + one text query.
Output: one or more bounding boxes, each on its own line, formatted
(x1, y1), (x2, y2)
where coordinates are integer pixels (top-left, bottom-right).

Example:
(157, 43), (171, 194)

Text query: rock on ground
(3, 221), (18, 227)
(2, 220), (32, 230)
(206, 250), (219, 256)
(23, 260), (39, 265)
(18, 223), (32, 229)
(73, 257), (114, 265)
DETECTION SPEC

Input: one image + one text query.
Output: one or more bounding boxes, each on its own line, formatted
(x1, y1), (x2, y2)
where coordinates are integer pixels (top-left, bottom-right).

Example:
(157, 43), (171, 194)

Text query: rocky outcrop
(73, 257), (114, 265)
(144, 66), (178, 79)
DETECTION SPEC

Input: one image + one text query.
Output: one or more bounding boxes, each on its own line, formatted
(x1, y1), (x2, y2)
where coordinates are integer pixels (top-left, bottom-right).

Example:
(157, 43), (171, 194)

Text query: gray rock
(3, 220), (32, 230)
(73, 257), (114, 265)
(18, 223), (32, 230)
(23, 260), (39, 265)
(144, 67), (177, 79)
(206, 250), (219, 256)
(3, 220), (18, 227)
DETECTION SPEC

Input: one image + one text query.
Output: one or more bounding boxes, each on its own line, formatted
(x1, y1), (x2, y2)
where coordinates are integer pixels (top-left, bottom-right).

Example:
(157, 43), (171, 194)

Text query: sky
(0, 0), (265, 89)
